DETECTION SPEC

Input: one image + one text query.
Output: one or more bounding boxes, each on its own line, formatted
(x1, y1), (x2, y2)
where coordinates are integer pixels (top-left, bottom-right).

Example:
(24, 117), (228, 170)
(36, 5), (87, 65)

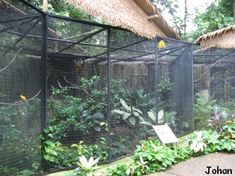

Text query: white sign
(152, 124), (178, 144)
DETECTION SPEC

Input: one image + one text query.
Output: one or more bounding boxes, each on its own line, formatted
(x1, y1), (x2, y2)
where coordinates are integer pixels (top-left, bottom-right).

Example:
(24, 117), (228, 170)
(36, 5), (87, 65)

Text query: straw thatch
(67, 0), (179, 39)
(195, 25), (235, 49)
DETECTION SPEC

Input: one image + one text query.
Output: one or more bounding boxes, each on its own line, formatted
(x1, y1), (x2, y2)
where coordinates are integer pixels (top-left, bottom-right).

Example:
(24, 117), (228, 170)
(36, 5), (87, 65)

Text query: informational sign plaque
(152, 124), (178, 144)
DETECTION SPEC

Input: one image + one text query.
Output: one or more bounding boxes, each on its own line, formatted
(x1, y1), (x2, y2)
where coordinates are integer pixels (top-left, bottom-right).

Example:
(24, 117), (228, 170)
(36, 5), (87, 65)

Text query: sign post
(152, 124), (178, 144)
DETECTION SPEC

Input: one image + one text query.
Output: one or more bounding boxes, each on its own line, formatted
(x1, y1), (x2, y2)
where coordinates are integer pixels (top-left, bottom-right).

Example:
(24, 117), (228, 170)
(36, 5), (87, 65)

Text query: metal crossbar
(0, 15), (40, 24)
(7, 31), (152, 54)
(18, 0), (43, 13)
(111, 44), (188, 63)
(51, 28), (106, 55)
(3, 18), (41, 55)
(86, 38), (148, 59)
(0, 16), (39, 33)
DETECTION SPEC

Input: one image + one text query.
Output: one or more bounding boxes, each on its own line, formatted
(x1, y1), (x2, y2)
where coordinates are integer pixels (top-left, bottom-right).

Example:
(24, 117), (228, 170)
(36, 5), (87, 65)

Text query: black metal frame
(0, 0), (198, 173)
(40, 12), (48, 170)
(106, 27), (112, 160)
(154, 37), (160, 123)
(0, 16), (39, 33)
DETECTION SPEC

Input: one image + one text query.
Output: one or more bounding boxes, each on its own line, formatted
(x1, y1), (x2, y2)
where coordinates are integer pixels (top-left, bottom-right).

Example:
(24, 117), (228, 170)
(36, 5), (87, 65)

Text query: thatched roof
(195, 25), (235, 49)
(67, 0), (179, 39)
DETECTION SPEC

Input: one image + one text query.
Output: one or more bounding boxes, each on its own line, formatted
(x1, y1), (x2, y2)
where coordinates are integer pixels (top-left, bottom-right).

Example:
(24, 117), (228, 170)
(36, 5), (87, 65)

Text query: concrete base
(149, 153), (235, 176)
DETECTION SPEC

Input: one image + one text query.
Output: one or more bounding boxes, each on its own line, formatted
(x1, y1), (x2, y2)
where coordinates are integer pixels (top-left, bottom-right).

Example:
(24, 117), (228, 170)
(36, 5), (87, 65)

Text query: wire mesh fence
(193, 47), (235, 130)
(0, 0), (197, 175)
(0, 1), (42, 175)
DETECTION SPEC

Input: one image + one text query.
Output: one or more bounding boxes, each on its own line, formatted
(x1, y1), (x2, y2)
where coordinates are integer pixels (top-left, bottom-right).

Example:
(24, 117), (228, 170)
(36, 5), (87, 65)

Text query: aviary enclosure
(3, 0), (235, 175)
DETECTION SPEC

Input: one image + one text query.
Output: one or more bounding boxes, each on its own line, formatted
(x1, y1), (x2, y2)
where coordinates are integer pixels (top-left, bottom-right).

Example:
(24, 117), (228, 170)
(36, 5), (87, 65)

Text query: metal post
(40, 12), (48, 171)
(107, 27), (112, 161)
(154, 37), (159, 124)
(190, 45), (195, 131)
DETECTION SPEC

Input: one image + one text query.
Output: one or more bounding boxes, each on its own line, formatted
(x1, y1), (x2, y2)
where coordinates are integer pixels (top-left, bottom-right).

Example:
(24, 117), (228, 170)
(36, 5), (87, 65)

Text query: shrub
(109, 120), (235, 176)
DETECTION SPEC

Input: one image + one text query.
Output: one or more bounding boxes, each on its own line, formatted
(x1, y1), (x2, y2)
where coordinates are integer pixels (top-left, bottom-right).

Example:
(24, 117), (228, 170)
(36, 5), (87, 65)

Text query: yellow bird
(20, 95), (27, 101)
(158, 40), (166, 49)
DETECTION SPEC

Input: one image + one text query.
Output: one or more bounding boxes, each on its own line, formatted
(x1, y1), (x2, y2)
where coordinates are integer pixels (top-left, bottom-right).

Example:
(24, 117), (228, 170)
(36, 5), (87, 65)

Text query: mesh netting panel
(109, 29), (155, 160)
(45, 18), (110, 170)
(46, 58), (110, 168)
(1, 1), (197, 174)
(194, 48), (235, 102)
(0, 2), (42, 175)
(0, 0), (40, 18)
(47, 17), (107, 58)
(192, 47), (235, 129)
(155, 39), (194, 136)
(171, 46), (194, 134)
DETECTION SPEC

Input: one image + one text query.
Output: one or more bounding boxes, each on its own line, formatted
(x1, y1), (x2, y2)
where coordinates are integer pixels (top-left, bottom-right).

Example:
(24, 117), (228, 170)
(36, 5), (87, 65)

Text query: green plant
(47, 76), (109, 140)
(44, 76), (157, 169)
(158, 78), (174, 111)
(129, 89), (154, 112)
(73, 156), (99, 176)
(110, 136), (134, 158)
(222, 120), (235, 140)
(219, 120), (235, 152)
(207, 105), (235, 132)
(113, 100), (179, 137)
(113, 98), (144, 127)
(219, 138), (235, 152)
(0, 99), (41, 175)
(207, 106), (229, 132)
(173, 145), (192, 162)
(111, 80), (154, 112)
(109, 119), (235, 176)
(17, 169), (36, 176)
(127, 158), (149, 176)
(133, 140), (177, 174)
(43, 140), (75, 167)
(188, 126), (234, 155)
(139, 109), (163, 126)
(0, 166), (18, 176)
(108, 164), (129, 176)
(187, 130), (222, 155)
(71, 138), (108, 161)
(188, 131), (208, 153)
(47, 92), (106, 137)
(113, 98), (168, 128)
(43, 138), (108, 168)
(194, 93), (216, 129)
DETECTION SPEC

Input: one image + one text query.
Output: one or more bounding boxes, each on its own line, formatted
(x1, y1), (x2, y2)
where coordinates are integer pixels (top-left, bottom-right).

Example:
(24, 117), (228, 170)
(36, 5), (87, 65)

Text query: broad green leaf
(148, 110), (156, 123)
(140, 121), (153, 126)
(133, 107), (143, 114)
(113, 109), (126, 115)
(138, 116), (145, 122)
(94, 126), (101, 132)
(123, 112), (131, 120)
(120, 98), (131, 111)
(100, 122), (107, 126)
(129, 117), (136, 126)
(133, 111), (140, 117)
(158, 110), (164, 124)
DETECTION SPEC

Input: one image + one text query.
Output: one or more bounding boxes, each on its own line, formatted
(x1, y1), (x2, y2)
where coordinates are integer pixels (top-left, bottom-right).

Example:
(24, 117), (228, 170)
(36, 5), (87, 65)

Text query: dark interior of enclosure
(192, 47), (235, 130)
(0, 0), (195, 175)
(194, 48), (235, 101)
